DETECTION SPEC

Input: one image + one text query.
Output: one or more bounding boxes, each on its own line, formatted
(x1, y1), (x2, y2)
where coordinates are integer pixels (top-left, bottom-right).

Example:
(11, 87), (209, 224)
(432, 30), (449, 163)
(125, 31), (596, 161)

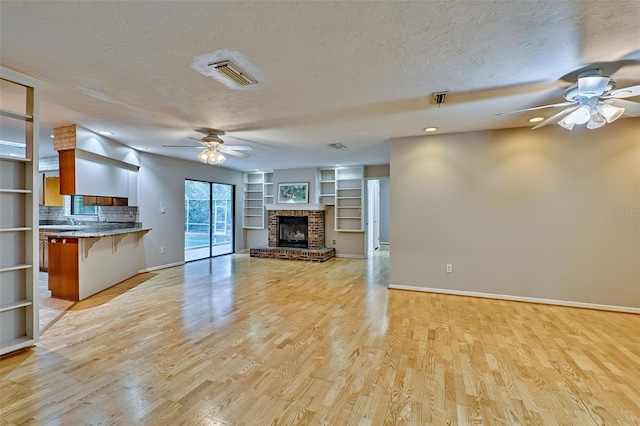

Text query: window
(71, 196), (98, 215)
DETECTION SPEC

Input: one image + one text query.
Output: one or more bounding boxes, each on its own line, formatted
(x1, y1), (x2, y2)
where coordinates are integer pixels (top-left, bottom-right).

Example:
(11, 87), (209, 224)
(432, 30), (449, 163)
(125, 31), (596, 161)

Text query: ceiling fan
(498, 69), (640, 130)
(162, 128), (253, 164)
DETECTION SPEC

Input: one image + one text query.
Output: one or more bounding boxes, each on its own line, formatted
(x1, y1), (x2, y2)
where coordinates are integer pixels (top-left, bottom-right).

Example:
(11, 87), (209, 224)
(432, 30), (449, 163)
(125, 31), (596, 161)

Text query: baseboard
(139, 261), (185, 273)
(388, 284), (640, 314)
(336, 254), (366, 259)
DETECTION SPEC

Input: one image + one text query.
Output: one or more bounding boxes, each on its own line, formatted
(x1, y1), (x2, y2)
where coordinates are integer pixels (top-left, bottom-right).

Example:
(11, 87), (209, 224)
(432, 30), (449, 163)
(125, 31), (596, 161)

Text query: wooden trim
(388, 284), (640, 314)
(58, 149), (76, 195)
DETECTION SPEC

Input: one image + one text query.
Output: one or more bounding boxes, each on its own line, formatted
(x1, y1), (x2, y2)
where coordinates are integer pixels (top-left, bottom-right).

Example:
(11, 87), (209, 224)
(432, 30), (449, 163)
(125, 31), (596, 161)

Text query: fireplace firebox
(278, 216), (308, 248)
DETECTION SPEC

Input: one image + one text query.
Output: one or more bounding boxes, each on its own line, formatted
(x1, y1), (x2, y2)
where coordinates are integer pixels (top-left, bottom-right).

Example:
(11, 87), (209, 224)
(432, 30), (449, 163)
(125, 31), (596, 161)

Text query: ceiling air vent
(208, 60), (257, 86)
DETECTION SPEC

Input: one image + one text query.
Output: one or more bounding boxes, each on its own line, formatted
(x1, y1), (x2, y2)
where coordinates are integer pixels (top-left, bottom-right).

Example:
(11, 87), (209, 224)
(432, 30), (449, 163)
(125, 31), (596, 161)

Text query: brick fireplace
(250, 204), (336, 262)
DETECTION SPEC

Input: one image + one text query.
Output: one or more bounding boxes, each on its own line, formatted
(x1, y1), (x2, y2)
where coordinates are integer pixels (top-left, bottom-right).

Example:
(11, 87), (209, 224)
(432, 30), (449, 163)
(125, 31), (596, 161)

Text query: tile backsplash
(39, 203), (139, 223)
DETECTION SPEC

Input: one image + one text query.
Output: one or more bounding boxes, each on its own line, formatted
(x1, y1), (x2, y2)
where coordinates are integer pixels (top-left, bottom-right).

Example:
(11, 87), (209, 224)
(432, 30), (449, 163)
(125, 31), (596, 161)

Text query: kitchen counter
(46, 227), (151, 238)
(47, 226), (152, 301)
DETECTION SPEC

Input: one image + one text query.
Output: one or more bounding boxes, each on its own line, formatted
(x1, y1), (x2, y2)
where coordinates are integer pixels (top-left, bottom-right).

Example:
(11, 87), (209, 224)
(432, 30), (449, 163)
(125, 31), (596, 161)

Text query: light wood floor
(2, 250), (639, 425)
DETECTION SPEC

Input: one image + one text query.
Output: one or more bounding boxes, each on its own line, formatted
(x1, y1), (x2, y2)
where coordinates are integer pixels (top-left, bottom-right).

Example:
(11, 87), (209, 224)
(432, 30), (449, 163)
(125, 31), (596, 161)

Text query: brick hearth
(250, 207), (335, 262)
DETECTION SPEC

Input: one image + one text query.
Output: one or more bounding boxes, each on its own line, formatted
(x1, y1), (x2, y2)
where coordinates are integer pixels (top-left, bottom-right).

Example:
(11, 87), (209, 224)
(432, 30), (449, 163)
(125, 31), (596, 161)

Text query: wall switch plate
(160, 203), (165, 214)
(446, 264), (453, 273)
(160, 247), (165, 254)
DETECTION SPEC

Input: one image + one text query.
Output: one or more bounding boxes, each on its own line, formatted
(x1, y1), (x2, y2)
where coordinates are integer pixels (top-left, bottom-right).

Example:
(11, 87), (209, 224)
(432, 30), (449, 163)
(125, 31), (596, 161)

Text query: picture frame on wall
(278, 182), (309, 203)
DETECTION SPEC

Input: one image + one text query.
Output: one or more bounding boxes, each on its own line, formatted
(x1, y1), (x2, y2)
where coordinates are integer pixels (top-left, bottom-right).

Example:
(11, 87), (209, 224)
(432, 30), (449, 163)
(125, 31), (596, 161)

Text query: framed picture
(278, 182), (309, 203)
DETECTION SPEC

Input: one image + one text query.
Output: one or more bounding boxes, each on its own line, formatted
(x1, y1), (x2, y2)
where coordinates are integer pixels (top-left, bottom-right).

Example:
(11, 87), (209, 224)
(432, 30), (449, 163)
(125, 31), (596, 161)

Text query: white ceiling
(1, 1), (639, 170)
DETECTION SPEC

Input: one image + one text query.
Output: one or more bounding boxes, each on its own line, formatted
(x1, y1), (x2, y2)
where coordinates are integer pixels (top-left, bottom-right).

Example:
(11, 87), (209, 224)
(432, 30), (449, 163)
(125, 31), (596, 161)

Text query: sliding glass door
(184, 180), (234, 261)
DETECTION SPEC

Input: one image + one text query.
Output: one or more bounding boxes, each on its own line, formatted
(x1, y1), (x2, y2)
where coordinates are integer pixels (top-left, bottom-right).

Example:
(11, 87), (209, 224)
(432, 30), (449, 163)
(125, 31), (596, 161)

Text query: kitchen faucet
(67, 217), (76, 225)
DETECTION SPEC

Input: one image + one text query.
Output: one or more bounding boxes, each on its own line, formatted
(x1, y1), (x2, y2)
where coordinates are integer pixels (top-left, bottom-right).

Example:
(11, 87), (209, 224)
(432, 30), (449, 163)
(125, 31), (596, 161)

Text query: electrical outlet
(160, 247), (165, 254)
(332, 240), (336, 245)
(446, 263), (453, 273)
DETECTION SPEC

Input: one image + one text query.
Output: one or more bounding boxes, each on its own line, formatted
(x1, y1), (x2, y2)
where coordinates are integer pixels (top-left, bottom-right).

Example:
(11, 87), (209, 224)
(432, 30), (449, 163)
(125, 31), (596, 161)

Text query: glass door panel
(185, 180), (234, 261)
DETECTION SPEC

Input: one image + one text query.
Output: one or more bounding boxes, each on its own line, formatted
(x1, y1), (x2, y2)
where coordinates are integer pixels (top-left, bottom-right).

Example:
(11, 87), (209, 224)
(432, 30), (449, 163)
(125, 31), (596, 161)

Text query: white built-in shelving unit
(0, 67), (40, 356)
(318, 168), (336, 205)
(243, 171), (273, 229)
(318, 165), (364, 232)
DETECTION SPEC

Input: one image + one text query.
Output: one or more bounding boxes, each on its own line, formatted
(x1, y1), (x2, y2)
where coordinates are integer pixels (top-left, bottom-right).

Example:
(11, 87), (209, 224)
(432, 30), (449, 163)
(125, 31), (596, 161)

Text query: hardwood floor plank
(2, 250), (640, 424)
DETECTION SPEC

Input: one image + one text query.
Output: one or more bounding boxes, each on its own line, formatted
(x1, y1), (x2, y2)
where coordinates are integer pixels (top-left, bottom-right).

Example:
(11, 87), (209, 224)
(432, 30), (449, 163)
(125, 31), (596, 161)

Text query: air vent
(208, 60), (257, 86)
(431, 91), (448, 106)
(329, 143), (347, 150)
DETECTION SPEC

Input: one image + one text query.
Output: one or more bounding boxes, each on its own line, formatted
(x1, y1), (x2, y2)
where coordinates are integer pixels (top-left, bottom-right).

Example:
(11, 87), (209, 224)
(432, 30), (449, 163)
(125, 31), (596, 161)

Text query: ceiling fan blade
(161, 144), (203, 148)
(223, 145), (253, 151)
(531, 105), (579, 130)
(578, 76), (610, 97)
(218, 146), (250, 158)
(188, 136), (203, 142)
(604, 84), (640, 99)
(605, 99), (640, 117)
(496, 101), (577, 116)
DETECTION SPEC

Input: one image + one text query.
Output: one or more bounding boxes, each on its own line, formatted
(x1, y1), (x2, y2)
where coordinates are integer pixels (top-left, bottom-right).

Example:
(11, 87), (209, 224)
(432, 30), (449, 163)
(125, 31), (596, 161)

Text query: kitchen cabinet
(82, 196), (128, 206)
(54, 125), (139, 204)
(43, 175), (63, 206)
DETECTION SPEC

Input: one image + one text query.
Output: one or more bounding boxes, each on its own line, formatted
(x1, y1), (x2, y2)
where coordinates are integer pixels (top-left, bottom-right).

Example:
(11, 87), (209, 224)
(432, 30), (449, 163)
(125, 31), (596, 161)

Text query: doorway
(367, 179), (380, 254)
(184, 180), (234, 262)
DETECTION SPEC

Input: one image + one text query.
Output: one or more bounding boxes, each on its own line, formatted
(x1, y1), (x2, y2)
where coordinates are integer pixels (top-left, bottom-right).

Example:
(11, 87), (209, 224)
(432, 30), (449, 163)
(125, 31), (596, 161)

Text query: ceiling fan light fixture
(598, 103), (625, 123)
(557, 118), (575, 131)
(586, 111), (606, 129)
(567, 105), (591, 125)
(197, 148), (226, 165)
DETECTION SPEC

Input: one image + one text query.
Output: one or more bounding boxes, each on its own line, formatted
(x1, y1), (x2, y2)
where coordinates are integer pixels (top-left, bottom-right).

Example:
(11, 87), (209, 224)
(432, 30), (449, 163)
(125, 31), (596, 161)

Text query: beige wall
(138, 152), (244, 269)
(389, 119), (640, 309)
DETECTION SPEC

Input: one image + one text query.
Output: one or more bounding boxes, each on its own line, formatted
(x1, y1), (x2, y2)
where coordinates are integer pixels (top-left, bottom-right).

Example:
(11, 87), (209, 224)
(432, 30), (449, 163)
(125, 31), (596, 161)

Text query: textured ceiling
(1, 1), (639, 170)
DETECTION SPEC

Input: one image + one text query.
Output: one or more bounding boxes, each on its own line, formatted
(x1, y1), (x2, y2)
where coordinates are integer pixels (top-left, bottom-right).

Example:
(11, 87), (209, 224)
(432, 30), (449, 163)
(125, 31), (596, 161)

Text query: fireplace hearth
(249, 205), (335, 262)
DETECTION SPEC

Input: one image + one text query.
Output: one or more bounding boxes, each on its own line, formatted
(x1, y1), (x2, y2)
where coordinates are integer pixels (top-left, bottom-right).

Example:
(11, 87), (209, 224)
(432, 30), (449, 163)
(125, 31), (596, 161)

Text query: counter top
(46, 227), (152, 238)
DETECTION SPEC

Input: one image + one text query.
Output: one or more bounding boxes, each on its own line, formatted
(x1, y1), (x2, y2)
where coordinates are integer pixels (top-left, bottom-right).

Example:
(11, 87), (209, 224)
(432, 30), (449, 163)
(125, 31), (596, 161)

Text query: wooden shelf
(0, 300), (32, 313)
(1, 67), (40, 356)
(0, 264), (32, 273)
(0, 108), (33, 122)
(0, 188), (32, 193)
(0, 155), (31, 163)
(0, 336), (35, 352)
(319, 166), (364, 232)
(243, 171), (273, 229)
(0, 227), (32, 232)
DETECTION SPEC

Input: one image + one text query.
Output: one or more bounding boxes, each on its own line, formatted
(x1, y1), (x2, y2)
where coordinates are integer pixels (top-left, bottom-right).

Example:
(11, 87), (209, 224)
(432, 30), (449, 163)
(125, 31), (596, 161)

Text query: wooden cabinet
(0, 67), (39, 355)
(82, 196), (128, 206)
(39, 232), (49, 271)
(47, 238), (79, 301)
(43, 175), (63, 206)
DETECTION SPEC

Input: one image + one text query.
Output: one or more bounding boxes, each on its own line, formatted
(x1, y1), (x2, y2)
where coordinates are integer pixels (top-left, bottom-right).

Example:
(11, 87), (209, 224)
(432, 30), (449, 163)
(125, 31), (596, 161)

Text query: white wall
(379, 178), (390, 244)
(390, 118), (640, 310)
(138, 152), (244, 269)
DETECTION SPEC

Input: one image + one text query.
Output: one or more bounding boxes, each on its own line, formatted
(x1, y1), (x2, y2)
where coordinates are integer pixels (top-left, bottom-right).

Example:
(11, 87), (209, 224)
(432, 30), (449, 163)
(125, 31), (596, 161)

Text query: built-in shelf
(0, 227), (32, 232)
(0, 264), (32, 273)
(0, 155), (31, 163)
(243, 171), (273, 229)
(0, 300), (32, 313)
(0, 67), (40, 356)
(0, 188), (32, 193)
(318, 166), (364, 232)
(0, 108), (33, 122)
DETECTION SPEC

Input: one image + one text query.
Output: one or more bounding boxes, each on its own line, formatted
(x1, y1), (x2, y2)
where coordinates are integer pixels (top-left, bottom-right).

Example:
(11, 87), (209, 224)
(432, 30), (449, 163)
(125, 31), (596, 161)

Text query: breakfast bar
(47, 227), (151, 301)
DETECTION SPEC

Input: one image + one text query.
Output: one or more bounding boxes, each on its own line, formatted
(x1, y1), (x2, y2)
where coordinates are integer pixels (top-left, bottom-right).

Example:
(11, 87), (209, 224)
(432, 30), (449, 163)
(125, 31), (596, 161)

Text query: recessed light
(97, 130), (114, 136)
(528, 116), (545, 123)
(424, 127), (438, 132)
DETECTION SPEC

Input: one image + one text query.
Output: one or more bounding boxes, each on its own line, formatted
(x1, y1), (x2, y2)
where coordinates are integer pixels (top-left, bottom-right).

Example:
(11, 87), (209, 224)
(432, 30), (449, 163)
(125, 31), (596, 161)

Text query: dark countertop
(46, 227), (152, 238)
